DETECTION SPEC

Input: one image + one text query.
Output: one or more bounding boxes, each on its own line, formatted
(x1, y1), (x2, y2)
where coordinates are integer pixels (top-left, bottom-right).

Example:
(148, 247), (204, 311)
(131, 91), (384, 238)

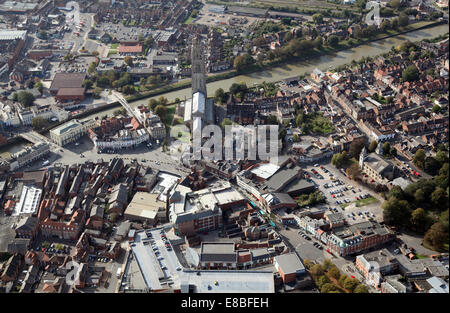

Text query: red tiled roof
(118, 44), (142, 53)
(56, 87), (85, 96)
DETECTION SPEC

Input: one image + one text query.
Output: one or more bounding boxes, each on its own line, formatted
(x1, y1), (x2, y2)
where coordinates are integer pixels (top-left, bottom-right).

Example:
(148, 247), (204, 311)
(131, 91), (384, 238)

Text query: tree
(402, 65), (420, 82)
(39, 30), (48, 39)
(158, 96), (168, 106)
(424, 157), (441, 176)
(16, 91), (35, 107)
(435, 151), (449, 164)
(338, 275), (348, 286)
(391, 18), (399, 29)
(349, 139), (365, 158)
(154, 105), (166, 122)
(414, 188), (426, 204)
(390, 147), (397, 157)
(328, 266), (341, 280)
(148, 99), (158, 111)
(388, 186), (404, 200)
(368, 140), (378, 153)
(382, 197), (411, 225)
(380, 19), (391, 32)
(121, 85), (135, 95)
(93, 87), (102, 99)
(354, 284), (369, 293)
(266, 115), (278, 125)
(343, 277), (359, 292)
(317, 275), (330, 289)
(310, 264), (324, 277)
(214, 88), (226, 104)
(424, 222), (448, 250)
(321, 283), (340, 293)
(34, 81), (44, 93)
(313, 36), (323, 49)
(347, 163), (362, 181)
(398, 13), (409, 27)
(88, 62), (98, 74)
(383, 142), (391, 155)
(432, 105), (441, 113)
(295, 112), (305, 127)
(312, 13), (324, 24)
(410, 208), (428, 233)
(124, 56), (133, 67)
(233, 54), (255, 72)
(82, 79), (94, 89)
(431, 187), (448, 211)
(31, 116), (49, 130)
(327, 35), (339, 48)
(388, 0), (401, 9)
(413, 149), (426, 168)
(331, 151), (349, 168)
(253, 37), (266, 47)
(221, 118), (233, 129)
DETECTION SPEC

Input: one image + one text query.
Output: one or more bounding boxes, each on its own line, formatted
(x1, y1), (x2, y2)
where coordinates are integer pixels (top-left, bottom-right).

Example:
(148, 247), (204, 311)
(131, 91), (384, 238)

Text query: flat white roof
(180, 270), (274, 293)
(193, 116), (202, 134)
(250, 163), (280, 180)
(151, 171), (180, 202)
(0, 30), (27, 41)
(12, 185), (42, 216)
(192, 92), (205, 115)
(183, 99), (192, 122)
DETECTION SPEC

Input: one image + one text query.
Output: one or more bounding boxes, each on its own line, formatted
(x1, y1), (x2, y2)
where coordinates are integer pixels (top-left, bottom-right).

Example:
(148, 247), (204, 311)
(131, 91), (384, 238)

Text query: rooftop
(274, 252), (305, 275)
(180, 270), (274, 293)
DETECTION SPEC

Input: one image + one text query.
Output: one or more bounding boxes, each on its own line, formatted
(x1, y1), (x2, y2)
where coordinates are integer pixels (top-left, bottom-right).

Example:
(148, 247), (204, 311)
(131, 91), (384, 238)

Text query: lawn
(107, 49), (117, 56)
(302, 112), (335, 135)
(355, 196), (379, 207)
(184, 16), (195, 25)
(414, 253), (430, 259)
(110, 43), (119, 49)
(340, 195), (379, 209)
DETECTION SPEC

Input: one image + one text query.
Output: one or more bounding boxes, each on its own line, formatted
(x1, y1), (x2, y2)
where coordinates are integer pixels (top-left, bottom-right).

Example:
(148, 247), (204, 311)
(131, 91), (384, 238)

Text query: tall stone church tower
(359, 146), (367, 169)
(191, 35), (207, 96)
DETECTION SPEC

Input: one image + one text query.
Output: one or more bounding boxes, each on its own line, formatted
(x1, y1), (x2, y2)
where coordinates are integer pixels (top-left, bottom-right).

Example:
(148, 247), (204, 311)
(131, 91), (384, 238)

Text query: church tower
(191, 35), (206, 96)
(359, 146), (367, 169)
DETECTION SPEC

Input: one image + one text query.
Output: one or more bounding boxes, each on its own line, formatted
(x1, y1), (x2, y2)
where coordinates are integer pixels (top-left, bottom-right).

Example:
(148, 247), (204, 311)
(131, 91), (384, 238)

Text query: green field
(184, 16), (195, 25)
(355, 196), (379, 207)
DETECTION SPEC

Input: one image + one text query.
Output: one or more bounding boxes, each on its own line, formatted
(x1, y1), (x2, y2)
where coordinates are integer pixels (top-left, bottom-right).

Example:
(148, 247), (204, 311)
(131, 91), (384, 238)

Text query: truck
(116, 268), (122, 278)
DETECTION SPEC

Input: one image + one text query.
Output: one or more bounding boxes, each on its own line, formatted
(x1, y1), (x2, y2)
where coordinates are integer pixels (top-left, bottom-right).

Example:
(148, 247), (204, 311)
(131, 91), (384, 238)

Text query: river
(2, 23), (448, 155)
(133, 24), (449, 104)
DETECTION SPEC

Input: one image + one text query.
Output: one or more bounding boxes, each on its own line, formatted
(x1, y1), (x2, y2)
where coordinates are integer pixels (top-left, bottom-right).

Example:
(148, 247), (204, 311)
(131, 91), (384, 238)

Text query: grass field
(184, 16), (195, 25)
(355, 196), (379, 207)
(107, 49), (117, 56)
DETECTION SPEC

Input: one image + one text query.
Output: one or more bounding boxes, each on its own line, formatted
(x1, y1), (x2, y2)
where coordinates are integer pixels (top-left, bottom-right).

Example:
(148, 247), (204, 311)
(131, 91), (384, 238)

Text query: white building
(18, 110), (34, 126)
(10, 142), (50, 170)
(12, 185), (42, 216)
(92, 128), (149, 150)
(50, 119), (96, 146)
